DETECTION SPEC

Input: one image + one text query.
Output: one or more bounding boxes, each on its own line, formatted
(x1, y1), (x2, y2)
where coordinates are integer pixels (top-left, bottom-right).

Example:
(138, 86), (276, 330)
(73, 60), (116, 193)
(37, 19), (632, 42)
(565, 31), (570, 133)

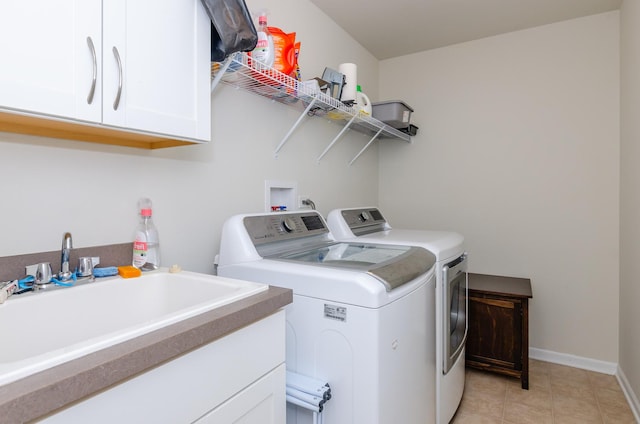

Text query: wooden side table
(466, 273), (533, 389)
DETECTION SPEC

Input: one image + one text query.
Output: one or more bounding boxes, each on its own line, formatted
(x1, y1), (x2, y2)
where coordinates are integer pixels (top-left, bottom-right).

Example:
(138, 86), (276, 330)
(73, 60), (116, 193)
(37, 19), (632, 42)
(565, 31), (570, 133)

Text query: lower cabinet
(465, 273), (532, 389)
(39, 310), (286, 423)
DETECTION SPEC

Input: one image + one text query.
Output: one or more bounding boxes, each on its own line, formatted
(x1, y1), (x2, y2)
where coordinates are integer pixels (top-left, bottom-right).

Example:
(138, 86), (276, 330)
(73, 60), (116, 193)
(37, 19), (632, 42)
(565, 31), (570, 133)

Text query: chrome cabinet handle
(86, 37), (97, 104)
(112, 46), (123, 110)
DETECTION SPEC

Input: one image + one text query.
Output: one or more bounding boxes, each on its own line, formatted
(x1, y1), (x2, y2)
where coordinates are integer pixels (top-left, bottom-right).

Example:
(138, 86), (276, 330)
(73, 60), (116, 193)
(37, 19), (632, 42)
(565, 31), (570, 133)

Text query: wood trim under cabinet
(0, 110), (199, 149)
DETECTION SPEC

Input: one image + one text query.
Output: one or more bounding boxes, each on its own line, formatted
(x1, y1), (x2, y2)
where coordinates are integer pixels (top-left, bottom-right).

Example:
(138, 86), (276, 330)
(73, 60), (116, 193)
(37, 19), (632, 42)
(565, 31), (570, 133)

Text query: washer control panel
(340, 208), (388, 235)
(243, 212), (329, 246)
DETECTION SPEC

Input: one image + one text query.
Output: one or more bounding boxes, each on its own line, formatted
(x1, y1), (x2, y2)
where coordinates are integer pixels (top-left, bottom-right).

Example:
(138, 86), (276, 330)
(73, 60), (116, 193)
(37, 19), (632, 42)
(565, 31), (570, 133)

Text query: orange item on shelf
(118, 265), (142, 278)
(267, 26), (297, 76)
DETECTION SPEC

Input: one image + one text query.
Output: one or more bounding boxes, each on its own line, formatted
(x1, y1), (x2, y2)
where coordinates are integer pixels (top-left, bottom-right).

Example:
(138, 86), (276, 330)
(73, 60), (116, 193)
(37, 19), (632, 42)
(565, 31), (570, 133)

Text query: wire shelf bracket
(317, 113), (358, 162)
(349, 127), (384, 166)
(274, 96), (318, 157)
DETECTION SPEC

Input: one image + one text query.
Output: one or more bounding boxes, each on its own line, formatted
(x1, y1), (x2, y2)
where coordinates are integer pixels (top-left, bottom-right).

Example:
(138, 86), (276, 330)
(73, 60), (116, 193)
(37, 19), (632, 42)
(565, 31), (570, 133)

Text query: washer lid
(273, 242), (436, 291)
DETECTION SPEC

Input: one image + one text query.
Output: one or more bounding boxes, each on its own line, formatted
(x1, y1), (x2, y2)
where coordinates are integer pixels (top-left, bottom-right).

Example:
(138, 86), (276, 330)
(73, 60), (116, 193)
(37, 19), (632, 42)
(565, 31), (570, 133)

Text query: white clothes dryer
(217, 211), (438, 424)
(327, 207), (467, 424)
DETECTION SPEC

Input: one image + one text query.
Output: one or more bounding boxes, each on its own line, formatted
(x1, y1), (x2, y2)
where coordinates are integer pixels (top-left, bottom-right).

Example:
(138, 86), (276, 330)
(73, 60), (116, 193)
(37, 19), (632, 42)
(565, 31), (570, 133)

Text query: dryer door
(443, 253), (468, 374)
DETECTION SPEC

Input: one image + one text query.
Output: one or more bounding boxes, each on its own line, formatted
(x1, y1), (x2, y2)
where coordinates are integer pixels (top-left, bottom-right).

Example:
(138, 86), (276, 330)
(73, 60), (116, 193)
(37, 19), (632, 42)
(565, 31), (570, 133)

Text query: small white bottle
(132, 198), (160, 271)
(252, 12), (274, 67)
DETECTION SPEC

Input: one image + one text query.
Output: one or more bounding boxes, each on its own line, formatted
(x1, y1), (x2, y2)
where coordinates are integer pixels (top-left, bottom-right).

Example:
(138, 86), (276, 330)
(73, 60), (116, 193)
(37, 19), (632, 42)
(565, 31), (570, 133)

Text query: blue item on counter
(51, 277), (74, 287)
(93, 266), (118, 278)
(18, 275), (34, 289)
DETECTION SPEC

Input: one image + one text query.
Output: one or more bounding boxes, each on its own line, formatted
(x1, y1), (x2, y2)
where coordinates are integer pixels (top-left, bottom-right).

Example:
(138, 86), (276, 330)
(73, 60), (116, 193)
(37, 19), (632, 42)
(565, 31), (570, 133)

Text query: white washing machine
(326, 207), (467, 424)
(217, 211), (437, 424)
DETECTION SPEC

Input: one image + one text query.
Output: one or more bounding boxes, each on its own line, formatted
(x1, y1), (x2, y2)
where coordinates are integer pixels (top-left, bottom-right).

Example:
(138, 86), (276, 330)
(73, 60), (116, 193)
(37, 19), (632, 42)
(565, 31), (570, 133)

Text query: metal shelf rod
(274, 96), (318, 157)
(210, 54), (236, 93)
(349, 127), (384, 166)
(317, 114), (358, 162)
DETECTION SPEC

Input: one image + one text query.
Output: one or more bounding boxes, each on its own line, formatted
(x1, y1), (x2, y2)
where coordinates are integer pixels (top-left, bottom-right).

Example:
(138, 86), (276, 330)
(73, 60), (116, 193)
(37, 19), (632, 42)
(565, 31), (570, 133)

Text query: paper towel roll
(338, 63), (357, 103)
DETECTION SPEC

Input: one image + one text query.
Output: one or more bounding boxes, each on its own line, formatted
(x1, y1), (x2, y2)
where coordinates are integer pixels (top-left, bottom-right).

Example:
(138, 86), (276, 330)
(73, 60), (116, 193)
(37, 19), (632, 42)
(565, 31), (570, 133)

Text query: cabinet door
(102, 0), (210, 141)
(196, 364), (286, 424)
(0, 1), (101, 122)
(467, 295), (523, 370)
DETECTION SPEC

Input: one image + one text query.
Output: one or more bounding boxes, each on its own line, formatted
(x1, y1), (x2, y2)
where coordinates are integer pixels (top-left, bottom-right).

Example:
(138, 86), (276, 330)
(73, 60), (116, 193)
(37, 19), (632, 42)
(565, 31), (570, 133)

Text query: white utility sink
(0, 270), (267, 385)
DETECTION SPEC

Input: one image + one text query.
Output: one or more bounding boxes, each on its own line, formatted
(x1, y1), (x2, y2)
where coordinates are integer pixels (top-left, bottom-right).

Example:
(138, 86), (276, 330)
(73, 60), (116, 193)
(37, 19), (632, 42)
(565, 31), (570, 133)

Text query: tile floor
(450, 359), (637, 424)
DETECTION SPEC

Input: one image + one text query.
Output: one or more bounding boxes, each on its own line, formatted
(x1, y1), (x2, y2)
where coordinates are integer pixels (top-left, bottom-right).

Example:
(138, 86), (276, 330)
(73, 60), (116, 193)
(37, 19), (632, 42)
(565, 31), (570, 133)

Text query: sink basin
(0, 270), (267, 385)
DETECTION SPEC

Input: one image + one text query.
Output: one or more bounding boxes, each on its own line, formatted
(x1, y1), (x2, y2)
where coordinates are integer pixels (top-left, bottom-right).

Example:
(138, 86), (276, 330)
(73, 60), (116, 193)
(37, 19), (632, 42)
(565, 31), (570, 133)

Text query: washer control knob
(359, 211), (370, 222)
(282, 217), (297, 233)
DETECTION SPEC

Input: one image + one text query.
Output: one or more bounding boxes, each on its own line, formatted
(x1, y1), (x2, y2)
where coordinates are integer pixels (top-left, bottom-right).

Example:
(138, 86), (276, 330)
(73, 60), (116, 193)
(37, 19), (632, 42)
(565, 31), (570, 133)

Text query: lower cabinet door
(467, 294), (523, 370)
(196, 364), (286, 424)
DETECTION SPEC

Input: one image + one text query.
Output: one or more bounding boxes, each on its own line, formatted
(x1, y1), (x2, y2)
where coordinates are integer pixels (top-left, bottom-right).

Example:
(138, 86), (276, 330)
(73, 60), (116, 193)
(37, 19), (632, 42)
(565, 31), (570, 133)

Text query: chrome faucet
(59, 232), (73, 281)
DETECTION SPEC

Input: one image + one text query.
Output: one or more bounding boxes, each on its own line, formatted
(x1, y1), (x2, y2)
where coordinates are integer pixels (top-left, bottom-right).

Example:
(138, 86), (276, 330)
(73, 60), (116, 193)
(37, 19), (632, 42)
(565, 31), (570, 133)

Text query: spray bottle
(251, 10), (274, 67)
(132, 198), (160, 271)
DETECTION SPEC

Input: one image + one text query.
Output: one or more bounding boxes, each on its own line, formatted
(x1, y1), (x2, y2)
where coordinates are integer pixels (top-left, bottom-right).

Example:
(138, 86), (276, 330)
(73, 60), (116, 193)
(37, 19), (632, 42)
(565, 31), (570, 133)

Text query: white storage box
(372, 100), (413, 128)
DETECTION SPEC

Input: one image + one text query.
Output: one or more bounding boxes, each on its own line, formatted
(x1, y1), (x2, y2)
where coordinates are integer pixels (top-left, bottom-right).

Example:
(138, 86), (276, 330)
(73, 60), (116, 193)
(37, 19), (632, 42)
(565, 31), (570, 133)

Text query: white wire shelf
(211, 52), (411, 165)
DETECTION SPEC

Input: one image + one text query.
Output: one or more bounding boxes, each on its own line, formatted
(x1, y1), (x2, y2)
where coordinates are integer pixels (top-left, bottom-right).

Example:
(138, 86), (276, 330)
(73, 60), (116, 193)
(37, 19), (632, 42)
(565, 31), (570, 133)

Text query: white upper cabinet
(0, 0), (210, 146)
(0, 1), (102, 122)
(102, 0), (211, 141)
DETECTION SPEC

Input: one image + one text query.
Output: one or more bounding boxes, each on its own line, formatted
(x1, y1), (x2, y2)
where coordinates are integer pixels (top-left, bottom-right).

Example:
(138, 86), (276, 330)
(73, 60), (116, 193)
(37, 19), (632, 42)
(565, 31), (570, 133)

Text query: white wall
(0, 0), (380, 273)
(378, 12), (620, 362)
(620, 0), (640, 404)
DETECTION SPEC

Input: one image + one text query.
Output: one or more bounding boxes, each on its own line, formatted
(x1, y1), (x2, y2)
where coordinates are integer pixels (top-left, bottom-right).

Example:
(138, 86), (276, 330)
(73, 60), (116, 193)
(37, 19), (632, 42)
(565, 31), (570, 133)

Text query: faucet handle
(35, 263), (53, 285)
(77, 257), (98, 277)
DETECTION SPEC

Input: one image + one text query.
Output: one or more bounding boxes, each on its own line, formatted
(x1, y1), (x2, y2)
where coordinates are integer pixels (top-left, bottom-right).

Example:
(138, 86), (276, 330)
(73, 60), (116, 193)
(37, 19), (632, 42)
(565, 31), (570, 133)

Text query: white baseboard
(529, 347), (640, 422)
(529, 347), (618, 375)
(616, 366), (640, 423)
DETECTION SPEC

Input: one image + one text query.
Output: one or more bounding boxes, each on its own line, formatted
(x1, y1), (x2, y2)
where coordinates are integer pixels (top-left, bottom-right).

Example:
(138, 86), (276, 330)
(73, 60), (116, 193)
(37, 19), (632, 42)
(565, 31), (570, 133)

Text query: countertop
(468, 272), (533, 298)
(0, 285), (292, 424)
